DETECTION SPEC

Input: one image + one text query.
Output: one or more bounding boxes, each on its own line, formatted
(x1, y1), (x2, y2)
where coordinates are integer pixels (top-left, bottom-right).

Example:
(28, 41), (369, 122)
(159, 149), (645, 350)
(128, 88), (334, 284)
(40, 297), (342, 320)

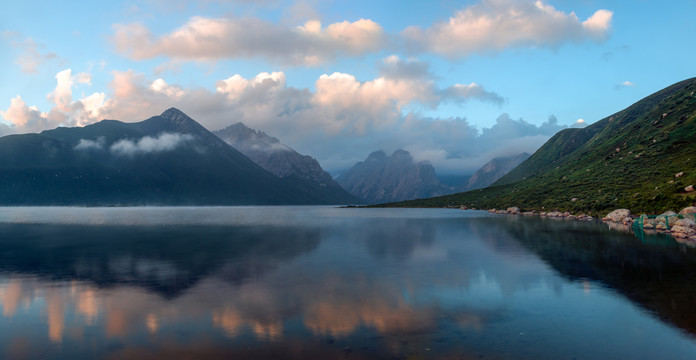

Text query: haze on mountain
(464, 152), (530, 191)
(213, 122), (358, 204)
(0, 108), (359, 205)
(336, 149), (452, 204)
(391, 78), (696, 215)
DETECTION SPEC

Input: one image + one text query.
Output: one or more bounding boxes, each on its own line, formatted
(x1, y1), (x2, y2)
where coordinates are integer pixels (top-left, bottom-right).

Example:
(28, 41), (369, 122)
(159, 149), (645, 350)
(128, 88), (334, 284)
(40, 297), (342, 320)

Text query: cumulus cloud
(112, 16), (385, 65)
(110, 133), (194, 156)
(2, 67), (564, 175)
(0, 68), (105, 133)
(401, 0), (613, 58)
(74, 137), (106, 151)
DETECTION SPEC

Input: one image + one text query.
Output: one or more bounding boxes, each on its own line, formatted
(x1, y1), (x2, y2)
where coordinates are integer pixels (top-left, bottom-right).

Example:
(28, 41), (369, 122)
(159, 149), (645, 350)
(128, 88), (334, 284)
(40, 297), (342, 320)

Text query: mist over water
(0, 207), (695, 359)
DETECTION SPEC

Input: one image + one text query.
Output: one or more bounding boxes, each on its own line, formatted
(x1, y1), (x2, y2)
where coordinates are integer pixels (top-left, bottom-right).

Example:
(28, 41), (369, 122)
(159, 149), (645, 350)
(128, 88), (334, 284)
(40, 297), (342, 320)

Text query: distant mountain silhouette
(464, 153), (530, 190)
(336, 149), (451, 203)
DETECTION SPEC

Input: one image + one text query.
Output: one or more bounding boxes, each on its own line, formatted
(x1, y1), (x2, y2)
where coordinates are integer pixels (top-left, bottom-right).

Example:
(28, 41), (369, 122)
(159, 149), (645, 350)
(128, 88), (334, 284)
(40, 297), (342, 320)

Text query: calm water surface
(1, 206), (695, 359)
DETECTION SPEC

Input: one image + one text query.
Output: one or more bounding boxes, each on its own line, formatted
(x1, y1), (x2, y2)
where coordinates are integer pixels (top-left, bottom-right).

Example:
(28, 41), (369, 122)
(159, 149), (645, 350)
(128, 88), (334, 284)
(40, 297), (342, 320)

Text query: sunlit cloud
(112, 16), (386, 66)
(1, 67), (564, 174)
(401, 0), (613, 58)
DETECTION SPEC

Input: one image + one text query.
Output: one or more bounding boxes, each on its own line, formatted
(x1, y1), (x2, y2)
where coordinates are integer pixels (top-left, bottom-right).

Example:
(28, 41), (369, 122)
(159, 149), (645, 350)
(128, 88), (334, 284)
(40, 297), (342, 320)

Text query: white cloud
(74, 137), (106, 151)
(401, 0), (613, 58)
(110, 133), (195, 157)
(0, 95), (50, 133)
(112, 16), (385, 66)
(2, 68), (562, 175)
(571, 118), (586, 128)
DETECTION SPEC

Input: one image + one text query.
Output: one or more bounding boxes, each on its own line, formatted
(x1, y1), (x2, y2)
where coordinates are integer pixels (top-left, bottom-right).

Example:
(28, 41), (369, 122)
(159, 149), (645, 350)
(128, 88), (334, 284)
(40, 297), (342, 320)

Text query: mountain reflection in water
(0, 206), (695, 359)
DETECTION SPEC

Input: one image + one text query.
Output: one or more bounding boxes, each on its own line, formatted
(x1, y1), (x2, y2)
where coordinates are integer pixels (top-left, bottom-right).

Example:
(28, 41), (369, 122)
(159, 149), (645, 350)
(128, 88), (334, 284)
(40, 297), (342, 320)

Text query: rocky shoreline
(459, 205), (696, 246)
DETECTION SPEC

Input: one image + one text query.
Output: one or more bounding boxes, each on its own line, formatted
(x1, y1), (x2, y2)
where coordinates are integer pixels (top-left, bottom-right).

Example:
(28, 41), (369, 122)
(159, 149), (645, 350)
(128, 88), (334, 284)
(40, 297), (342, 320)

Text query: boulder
(656, 223), (668, 230)
(603, 209), (631, 222)
(674, 218), (696, 229)
(679, 207), (696, 215)
(507, 207), (520, 214)
(621, 217), (633, 225)
(671, 225), (696, 238)
(686, 185), (694, 192)
(676, 172), (684, 178)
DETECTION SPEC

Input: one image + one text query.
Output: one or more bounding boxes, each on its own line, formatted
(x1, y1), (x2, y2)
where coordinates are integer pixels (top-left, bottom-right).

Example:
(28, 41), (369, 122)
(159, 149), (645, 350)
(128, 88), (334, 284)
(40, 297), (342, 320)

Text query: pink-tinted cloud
(112, 16), (385, 66)
(402, 0), (613, 58)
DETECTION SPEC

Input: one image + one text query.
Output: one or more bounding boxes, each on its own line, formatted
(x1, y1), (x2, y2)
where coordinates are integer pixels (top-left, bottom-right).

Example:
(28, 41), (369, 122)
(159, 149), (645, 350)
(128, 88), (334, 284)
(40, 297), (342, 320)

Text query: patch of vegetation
(384, 78), (696, 216)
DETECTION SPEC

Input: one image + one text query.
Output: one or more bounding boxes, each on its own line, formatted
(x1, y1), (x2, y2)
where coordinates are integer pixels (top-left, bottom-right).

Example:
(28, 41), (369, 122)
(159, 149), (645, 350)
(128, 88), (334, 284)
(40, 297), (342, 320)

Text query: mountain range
(390, 77), (696, 215)
(0, 108), (358, 205)
(336, 150), (451, 204)
(213, 122), (358, 204)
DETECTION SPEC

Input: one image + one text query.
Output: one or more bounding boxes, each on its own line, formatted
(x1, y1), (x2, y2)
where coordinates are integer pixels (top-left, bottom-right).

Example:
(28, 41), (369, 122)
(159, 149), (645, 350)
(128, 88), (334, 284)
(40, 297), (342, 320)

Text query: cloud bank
(2, 64), (565, 175)
(111, 0), (612, 64)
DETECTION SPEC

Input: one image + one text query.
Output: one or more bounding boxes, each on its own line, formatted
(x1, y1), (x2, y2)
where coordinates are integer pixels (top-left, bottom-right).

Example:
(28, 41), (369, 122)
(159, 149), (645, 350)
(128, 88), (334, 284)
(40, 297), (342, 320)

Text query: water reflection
(491, 216), (696, 337)
(0, 207), (695, 359)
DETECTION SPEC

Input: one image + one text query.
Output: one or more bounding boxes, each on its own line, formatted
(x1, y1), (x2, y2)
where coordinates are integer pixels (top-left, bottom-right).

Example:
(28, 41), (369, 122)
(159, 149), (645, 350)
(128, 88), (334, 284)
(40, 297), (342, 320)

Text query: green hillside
(387, 78), (696, 216)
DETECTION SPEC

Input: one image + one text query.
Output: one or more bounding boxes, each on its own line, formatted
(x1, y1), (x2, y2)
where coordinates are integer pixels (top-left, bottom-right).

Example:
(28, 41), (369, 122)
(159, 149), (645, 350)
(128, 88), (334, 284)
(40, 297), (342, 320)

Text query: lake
(1, 206), (695, 359)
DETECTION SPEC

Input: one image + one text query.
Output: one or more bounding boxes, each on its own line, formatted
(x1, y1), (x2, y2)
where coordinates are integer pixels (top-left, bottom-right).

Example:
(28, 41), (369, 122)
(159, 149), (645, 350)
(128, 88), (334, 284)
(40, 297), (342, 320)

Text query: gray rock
(603, 209), (631, 222)
(674, 218), (696, 229)
(671, 225), (696, 237)
(679, 206), (696, 215)
(335, 150), (451, 203)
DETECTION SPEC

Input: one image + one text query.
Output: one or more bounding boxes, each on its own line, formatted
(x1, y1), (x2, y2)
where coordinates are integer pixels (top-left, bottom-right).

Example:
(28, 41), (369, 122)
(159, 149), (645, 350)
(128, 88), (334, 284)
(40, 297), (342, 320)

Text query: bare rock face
(336, 150), (452, 204)
(603, 209), (631, 222)
(214, 122), (358, 204)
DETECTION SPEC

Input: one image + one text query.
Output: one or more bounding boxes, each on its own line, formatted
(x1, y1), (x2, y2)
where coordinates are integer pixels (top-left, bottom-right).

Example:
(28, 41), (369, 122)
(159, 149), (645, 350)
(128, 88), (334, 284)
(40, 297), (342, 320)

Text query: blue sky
(1, 0), (694, 174)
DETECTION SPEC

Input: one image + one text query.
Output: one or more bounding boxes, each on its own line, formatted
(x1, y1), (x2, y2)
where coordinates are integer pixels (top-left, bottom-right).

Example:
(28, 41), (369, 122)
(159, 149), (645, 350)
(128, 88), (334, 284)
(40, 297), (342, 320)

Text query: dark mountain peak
(337, 148), (451, 203)
(367, 150), (387, 161)
(392, 149), (412, 158)
(135, 108), (212, 137)
(160, 107), (188, 121)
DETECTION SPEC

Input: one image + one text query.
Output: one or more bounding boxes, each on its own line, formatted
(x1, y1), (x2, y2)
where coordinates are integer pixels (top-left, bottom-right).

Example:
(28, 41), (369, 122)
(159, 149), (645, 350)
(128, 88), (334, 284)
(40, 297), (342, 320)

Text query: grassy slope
(387, 78), (696, 216)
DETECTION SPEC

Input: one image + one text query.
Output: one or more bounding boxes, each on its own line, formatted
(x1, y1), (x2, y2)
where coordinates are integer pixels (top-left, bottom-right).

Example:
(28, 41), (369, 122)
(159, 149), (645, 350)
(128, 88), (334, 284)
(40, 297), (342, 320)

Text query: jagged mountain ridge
(0, 108), (355, 205)
(213, 122), (358, 204)
(336, 149), (451, 204)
